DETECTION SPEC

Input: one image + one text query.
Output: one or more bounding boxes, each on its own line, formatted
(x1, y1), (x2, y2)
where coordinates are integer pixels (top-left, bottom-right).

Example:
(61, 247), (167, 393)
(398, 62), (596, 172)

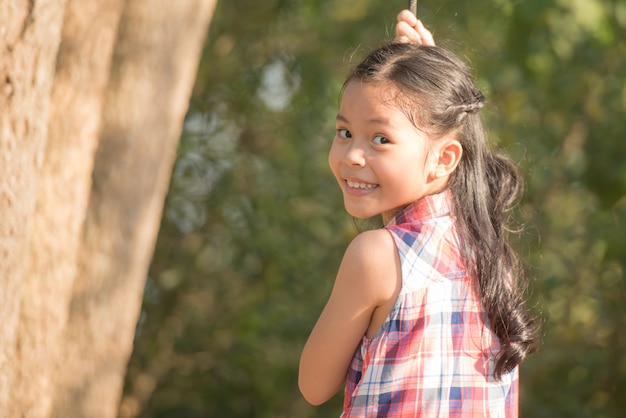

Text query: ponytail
(450, 132), (538, 378)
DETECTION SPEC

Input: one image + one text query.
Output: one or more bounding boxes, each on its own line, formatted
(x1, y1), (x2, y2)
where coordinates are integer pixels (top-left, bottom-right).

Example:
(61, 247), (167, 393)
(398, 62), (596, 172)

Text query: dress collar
(386, 190), (453, 228)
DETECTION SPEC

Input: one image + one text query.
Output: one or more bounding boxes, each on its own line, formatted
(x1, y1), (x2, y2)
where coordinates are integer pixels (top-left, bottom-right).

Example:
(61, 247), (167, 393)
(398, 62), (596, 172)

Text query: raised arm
(394, 9), (435, 46)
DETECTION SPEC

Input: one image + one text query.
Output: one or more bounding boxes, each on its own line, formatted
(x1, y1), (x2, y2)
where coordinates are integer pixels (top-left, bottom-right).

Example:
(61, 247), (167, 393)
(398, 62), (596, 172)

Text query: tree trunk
(0, 0), (217, 416)
(0, 0), (68, 412)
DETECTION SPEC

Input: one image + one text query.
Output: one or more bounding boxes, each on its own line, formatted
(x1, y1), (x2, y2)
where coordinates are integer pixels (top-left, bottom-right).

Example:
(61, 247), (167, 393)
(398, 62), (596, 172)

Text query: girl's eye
(373, 135), (390, 145)
(337, 129), (352, 139)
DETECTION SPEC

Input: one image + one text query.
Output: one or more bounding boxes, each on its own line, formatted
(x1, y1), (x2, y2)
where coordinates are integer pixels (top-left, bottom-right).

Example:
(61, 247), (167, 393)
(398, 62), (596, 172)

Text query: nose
(343, 143), (366, 167)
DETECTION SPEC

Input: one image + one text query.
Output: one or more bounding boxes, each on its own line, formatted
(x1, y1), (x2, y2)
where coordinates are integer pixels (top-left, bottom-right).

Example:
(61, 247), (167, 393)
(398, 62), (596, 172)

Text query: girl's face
(329, 80), (440, 224)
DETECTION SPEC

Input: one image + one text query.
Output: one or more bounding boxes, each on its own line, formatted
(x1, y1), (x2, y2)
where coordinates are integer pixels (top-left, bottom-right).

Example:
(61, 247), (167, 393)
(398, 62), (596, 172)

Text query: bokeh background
(119, 0), (626, 416)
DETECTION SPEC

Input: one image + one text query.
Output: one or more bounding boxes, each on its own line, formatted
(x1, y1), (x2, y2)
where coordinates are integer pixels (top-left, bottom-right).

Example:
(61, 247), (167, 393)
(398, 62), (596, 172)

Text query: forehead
(340, 81), (405, 114)
(339, 80), (415, 126)
(342, 80), (400, 105)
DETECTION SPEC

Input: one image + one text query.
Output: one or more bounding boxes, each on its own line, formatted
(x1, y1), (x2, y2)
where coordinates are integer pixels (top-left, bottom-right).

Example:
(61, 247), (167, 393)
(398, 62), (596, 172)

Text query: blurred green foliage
(120, 0), (626, 417)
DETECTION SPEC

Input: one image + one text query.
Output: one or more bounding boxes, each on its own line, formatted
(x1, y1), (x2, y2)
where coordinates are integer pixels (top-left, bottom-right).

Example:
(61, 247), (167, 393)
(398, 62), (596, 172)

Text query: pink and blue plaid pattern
(342, 191), (518, 417)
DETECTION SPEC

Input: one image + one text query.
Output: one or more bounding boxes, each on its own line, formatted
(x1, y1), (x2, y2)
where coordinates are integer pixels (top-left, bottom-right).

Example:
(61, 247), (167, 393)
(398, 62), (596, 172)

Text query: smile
(346, 179), (379, 190)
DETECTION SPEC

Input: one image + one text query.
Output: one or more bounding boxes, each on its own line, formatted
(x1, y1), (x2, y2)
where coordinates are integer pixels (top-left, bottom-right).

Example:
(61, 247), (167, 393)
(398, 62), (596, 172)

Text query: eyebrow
(335, 113), (392, 126)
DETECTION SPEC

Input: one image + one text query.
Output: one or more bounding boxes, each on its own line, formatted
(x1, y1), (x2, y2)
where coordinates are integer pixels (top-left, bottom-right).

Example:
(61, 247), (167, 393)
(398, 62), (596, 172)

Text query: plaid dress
(342, 191), (518, 417)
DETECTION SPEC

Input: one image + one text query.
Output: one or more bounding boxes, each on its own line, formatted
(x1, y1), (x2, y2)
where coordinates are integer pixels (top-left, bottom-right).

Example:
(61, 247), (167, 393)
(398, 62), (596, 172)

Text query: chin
(344, 207), (377, 220)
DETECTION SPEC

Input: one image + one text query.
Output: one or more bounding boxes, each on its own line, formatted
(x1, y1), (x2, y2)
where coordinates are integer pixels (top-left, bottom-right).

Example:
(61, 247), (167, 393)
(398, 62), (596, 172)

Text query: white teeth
(346, 180), (377, 190)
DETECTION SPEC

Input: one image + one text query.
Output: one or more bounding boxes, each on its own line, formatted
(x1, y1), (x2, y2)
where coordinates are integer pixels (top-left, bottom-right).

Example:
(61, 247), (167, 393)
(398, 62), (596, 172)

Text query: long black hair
(346, 42), (538, 379)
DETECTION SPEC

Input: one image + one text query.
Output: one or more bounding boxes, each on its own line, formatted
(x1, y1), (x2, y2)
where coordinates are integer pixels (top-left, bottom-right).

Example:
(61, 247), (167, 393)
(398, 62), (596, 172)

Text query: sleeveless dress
(342, 191), (518, 417)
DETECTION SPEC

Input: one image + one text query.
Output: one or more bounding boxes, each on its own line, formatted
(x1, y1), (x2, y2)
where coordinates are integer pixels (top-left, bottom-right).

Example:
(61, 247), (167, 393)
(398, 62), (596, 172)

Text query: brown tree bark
(13, 1), (127, 415)
(0, 1), (68, 412)
(0, 0), (217, 416)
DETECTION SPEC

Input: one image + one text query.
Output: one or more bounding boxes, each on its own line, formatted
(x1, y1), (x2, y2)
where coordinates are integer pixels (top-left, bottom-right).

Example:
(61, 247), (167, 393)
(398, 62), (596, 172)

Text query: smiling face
(329, 80), (442, 224)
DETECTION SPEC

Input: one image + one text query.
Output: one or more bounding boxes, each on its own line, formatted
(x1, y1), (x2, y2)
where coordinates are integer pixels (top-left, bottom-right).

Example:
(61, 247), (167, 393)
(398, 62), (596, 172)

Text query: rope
(408, 0), (418, 17)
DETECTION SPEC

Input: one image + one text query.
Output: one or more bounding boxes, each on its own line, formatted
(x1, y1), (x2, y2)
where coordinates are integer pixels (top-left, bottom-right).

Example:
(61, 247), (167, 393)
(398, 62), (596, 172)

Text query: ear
(429, 139), (462, 180)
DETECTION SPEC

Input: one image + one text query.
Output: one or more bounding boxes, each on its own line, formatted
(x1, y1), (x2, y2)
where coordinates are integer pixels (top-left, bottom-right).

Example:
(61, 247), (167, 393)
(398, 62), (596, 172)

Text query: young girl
(299, 10), (538, 417)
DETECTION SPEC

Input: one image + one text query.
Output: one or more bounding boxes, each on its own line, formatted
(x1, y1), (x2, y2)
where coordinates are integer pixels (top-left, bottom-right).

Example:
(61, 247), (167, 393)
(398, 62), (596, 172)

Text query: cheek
(328, 143), (341, 173)
(393, 153), (429, 184)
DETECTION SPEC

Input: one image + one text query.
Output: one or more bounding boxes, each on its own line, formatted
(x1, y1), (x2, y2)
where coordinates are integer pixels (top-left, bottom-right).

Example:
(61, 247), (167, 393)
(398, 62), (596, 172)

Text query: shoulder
(344, 229), (397, 266)
(339, 229), (399, 303)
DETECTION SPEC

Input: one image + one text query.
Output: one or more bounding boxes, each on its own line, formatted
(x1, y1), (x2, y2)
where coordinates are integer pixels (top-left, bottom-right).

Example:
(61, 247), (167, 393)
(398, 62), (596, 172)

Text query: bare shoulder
(345, 228), (397, 263)
(341, 229), (399, 303)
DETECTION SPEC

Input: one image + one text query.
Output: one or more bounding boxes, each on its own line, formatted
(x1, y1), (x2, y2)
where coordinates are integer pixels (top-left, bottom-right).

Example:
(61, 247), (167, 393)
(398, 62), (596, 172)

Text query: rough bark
(0, 0), (68, 412)
(0, 0), (217, 416)
(12, 1), (126, 415)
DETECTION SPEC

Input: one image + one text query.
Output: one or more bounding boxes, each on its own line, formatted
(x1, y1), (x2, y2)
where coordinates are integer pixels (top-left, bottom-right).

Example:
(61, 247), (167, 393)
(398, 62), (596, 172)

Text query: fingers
(393, 9), (435, 46)
(397, 9), (418, 28)
(416, 20), (435, 46)
(395, 21), (422, 44)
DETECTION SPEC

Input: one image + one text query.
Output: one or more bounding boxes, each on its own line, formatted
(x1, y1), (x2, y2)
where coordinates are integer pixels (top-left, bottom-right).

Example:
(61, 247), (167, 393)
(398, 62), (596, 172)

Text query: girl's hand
(394, 9), (435, 46)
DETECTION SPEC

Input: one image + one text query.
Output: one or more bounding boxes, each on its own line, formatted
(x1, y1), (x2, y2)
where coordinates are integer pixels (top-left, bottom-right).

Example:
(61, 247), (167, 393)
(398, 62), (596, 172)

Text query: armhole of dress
(384, 226), (405, 290)
(365, 227), (406, 342)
